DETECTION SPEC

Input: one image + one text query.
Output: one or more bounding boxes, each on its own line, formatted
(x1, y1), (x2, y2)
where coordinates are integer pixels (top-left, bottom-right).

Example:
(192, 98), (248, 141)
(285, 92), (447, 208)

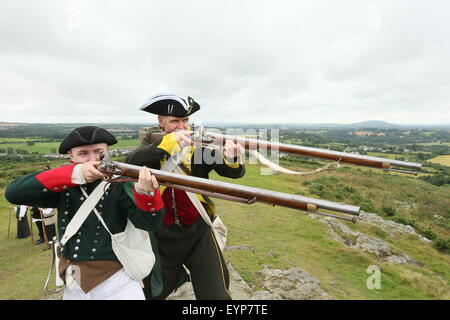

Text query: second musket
(98, 158), (360, 222)
(201, 130), (422, 175)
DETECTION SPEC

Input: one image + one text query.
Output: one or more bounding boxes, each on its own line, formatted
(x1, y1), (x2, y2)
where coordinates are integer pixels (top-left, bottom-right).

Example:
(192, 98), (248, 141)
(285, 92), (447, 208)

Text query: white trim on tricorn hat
(139, 93), (200, 117)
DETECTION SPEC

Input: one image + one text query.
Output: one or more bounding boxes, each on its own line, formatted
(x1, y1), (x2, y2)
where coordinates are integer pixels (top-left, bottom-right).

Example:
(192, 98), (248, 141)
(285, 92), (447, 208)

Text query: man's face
(68, 143), (109, 163)
(158, 116), (189, 133)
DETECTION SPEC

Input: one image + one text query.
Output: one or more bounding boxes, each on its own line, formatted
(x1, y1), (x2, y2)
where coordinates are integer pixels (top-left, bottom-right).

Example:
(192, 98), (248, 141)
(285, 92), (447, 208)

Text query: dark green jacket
(5, 163), (165, 296)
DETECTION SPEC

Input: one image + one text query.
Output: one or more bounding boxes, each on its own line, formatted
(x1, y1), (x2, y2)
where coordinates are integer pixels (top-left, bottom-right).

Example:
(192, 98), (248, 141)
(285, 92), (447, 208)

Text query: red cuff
(133, 189), (164, 213)
(35, 164), (78, 192)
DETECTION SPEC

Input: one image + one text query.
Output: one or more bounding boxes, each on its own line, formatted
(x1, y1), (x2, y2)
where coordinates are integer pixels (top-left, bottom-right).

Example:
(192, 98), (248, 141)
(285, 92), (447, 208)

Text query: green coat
(5, 164), (165, 296)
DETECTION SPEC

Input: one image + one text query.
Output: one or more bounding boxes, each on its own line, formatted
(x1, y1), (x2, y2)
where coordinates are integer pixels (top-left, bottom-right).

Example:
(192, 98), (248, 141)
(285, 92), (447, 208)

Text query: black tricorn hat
(139, 93), (200, 117)
(59, 126), (117, 154)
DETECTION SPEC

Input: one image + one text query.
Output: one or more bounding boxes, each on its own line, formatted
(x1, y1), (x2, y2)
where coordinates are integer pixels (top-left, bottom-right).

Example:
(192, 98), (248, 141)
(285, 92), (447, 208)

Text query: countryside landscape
(0, 121), (449, 300)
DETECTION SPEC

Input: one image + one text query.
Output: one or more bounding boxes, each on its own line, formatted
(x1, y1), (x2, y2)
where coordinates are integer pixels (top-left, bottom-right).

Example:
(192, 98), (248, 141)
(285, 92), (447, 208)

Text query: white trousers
(63, 268), (145, 300)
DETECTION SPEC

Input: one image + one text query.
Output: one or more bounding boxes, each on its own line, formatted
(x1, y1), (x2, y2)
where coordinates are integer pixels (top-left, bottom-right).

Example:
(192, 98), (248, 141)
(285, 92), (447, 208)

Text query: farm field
(0, 139), (140, 154)
(417, 142), (450, 146)
(428, 155), (450, 167)
(366, 152), (403, 160)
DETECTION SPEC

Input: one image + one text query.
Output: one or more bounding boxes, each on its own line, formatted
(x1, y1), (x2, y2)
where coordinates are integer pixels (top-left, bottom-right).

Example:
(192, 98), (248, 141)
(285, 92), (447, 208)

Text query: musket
(98, 156), (360, 222)
(149, 127), (422, 175)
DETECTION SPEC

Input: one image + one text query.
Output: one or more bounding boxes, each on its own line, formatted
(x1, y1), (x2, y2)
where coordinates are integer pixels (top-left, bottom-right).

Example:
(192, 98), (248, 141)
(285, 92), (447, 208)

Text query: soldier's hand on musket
(81, 161), (108, 183)
(223, 139), (245, 159)
(174, 130), (194, 149)
(135, 166), (159, 194)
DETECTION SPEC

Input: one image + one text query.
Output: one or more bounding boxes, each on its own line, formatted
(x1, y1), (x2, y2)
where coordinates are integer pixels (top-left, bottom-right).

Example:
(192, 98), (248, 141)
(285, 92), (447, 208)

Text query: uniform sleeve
(125, 138), (168, 169)
(121, 182), (164, 232)
(154, 132), (181, 156)
(5, 164), (79, 208)
(209, 149), (246, 179)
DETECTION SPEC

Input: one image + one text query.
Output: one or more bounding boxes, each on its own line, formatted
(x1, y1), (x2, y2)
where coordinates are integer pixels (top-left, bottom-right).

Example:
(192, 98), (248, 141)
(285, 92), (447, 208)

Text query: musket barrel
(113, 161), (361, 216)
(204, 131), (422, 171)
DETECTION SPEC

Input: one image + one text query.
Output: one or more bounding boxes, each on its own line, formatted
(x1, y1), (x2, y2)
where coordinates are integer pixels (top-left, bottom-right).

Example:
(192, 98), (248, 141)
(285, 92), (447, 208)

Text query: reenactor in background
(40, 207), (57, 248)
(16, 205), (31, 239)
(31, 206), (45, 245)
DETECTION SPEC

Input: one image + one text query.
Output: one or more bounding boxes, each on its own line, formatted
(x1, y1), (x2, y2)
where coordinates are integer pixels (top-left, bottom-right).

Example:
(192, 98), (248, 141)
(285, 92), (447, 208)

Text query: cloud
(1, 0), (449, 124)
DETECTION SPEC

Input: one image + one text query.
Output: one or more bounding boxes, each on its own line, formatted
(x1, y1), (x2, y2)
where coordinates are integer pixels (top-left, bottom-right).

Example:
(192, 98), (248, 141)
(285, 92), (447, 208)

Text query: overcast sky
(1, 0), (449, 125)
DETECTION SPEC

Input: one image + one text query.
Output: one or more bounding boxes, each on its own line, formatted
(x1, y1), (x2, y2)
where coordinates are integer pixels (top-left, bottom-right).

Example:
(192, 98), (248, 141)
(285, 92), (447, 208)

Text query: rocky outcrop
(167, 261), (254, 300)
(308, 214), (422, 266)
(358, 212), (431, 242)
(254, 266), (330, 300)
(168, 261), (331, 300)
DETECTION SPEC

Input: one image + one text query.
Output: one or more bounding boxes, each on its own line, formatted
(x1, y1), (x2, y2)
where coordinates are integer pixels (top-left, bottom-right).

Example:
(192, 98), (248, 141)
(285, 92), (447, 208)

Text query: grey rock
(167, 261), (253, 300)
(258, 266), (331, 300)
(309, 215), (421, 266)
(250, 290), (283, 300)
(358, 212), (431, 242)
(223, 245), (252, 251)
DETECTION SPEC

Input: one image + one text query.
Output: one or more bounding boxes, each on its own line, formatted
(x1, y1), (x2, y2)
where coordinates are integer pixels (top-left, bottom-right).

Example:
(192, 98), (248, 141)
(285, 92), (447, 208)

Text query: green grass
(0, 138), (39, 143)
(218, 197), (449, 299)
(0, 194), (57, 299)
(366, 152), (404, 160)
(0, 142), (60, 154)
(417, 142), (450, 146)
(210, 163), (450, 299)
(112, 139), (140, 149)
(428, 155), (450, 167)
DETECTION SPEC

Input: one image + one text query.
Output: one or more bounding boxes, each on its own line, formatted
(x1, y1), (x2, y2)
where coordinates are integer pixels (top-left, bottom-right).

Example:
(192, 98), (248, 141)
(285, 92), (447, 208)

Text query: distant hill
(349, 120), (398, 128)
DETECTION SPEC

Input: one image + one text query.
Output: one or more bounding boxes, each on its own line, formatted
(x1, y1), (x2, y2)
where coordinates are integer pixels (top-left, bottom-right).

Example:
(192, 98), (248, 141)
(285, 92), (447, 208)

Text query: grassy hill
(210, 162), (450, 299)
(0, 159), (449, 299)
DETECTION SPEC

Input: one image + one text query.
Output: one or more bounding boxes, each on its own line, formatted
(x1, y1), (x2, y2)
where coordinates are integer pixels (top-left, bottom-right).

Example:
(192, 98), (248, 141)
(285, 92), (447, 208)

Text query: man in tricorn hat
(126, 94), (245, 300)
(5, 126), (164, 300)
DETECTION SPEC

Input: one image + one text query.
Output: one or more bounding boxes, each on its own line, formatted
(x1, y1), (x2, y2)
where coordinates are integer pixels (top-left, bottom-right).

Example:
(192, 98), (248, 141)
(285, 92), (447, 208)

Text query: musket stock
(98, 159), (360, 222)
